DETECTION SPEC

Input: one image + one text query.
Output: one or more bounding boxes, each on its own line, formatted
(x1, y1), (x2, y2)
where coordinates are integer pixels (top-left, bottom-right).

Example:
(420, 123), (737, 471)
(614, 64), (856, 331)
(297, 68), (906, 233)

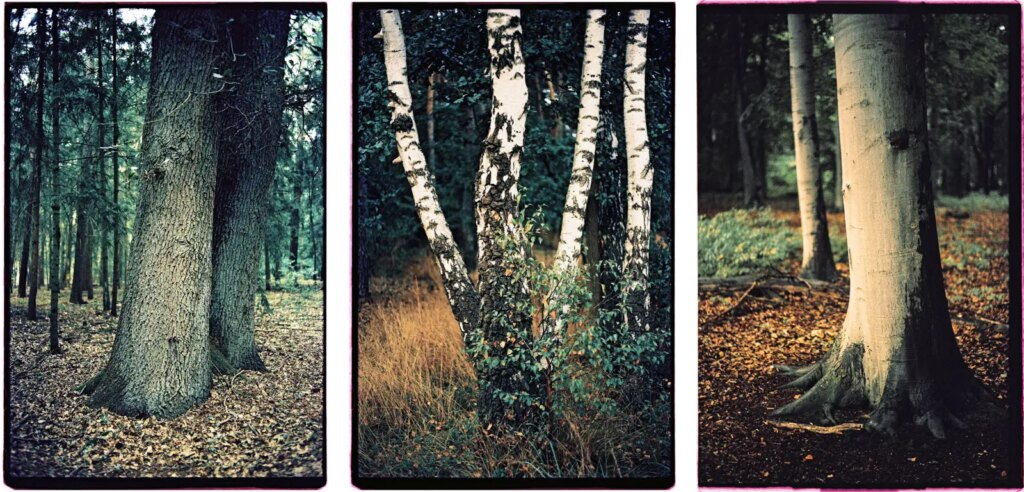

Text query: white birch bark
(623, 10), (651, 333)
(787, 14), (837, 281)
(379, 9), (479, 340)
(774, 14), (986, 438)
(545, 10), (606, 337)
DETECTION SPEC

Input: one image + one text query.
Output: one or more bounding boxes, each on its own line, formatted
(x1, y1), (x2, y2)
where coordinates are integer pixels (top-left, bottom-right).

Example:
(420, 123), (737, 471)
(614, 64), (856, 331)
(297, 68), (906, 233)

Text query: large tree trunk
(623, 10), (651, 335)
(474, 9), (542, 428)
(546, 9), (606, 338)
(27, 9), (46, 320)
(379, 9), (479, 339)
(111, 9), (120, 316)
(773, 14), (989, 438)
(48, 9), (62, 353)
(83, 8), (220, 418)
(209, 9), (290, 372)
(787, 14), (837, 281)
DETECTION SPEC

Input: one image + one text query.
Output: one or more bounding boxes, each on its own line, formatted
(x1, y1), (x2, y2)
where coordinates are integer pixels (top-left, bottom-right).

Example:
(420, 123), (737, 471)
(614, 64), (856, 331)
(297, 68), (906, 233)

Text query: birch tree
(787, 14), (836, 281)
(547, 9), (606, 336)
(773, 14), (989, 438)
(622, 10), (651, 334)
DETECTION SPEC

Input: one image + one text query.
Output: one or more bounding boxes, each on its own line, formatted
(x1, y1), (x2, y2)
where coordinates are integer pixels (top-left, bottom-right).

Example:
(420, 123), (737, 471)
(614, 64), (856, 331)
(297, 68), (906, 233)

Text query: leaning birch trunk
(546, 9), (606, 337)
(787, 14), (837, 281)
(378, 10), (479, 340)
(773, 14), (989, 438)
(623, 10), (651, 334)
(474, 9), (543, 429)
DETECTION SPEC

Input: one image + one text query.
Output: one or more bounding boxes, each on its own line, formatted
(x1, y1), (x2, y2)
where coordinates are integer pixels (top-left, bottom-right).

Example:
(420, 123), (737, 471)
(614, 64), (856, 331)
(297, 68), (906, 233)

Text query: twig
(766, 420), (862, 435)
(703, 280), (760, 326)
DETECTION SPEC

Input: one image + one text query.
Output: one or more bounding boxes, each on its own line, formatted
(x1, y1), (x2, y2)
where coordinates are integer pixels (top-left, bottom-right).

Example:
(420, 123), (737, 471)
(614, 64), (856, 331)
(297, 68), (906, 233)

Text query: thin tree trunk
(111, 8), (120, 316)
(49, 9), (62, 353)
(832, 118), (844, 210)
(18, 214), (29, 298)
(532, 71), (545, 122)
(83, 8), (220, 418)
(264, 234), (273, 292)
(774, 14), (989, 438)
(209, 9), (290, 372)
(379, 9), (479, 339)
(546, 69), (563, 138)
(27, 9), (46, 321)
(787, 14), (837, 281)
(547, 9), (606, 338)
(623, 10), (651, 334)
(98, 14), (110, 313)
(426, 72), (437, 169)
(733, 20), (759, 208)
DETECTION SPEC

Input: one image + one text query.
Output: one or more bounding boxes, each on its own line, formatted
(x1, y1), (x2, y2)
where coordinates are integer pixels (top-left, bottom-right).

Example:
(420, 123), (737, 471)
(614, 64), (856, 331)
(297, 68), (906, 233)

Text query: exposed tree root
(766, 419), (863, 435)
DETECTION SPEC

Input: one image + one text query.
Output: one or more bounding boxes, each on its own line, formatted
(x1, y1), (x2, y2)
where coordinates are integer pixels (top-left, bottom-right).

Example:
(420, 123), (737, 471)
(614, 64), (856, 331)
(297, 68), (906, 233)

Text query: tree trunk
(532, 71), (545, 122)
(98, 14), (111, 313)
(83, 8), (220, 418)
(773, 14), (989, 438)
(49, 9), (62, 353)
(357, 176), (371, 298)
(461, 105), (479, 270)
(27, 9), (46, 321)
(290, 165), (301, 274)
(111, 8), (120, 316)
(832, 118), (844, 210)
(264, 235), (273, 292)
(379, 9), (479, 339)
(787, 14), (837, 281)
(475, 8), (542, 428)
(733, 20), (759, 208)
(547, 9), (606, 338)
(623, 10), (651, 335)
(426, 72), (437, 169)
(209, 9), (290, 372)
(546, 69), (563, 138)
(18, 207), (30, 298)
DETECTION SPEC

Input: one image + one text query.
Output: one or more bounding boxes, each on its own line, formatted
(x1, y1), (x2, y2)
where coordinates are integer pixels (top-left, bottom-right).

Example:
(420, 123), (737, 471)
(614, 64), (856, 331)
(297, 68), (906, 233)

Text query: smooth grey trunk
(773, 14), (988, 438)
(84, 9), (219, 418)
(209, 9), (291, 372)
(787, 14), (837, 281)
(623, 10), (651, 334)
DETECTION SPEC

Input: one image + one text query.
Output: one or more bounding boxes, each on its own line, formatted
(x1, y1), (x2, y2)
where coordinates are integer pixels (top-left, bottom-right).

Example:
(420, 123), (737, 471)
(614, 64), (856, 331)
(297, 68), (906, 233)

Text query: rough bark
(546, 9), (606, 337)
(27, 9), (47, 321)
(379, 9), (479, 340)
(84, 9), (219, 418)
(787, 14), (837, 281)
(473, 9), (544, 428)
(49, 9), (62, 353)
(773, 14), (989, 438)
(623, 10), (651, 335)
(209, 9), (290, 372)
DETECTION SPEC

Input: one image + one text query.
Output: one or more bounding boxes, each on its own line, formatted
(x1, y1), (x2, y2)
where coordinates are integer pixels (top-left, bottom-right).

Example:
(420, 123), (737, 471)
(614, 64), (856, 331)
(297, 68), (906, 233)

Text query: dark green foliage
(698, 209), (799, 277)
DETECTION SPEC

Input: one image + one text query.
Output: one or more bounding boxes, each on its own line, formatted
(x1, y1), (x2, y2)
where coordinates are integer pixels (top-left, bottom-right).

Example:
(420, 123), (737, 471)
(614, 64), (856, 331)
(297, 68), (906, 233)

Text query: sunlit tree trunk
(787, 14), (836, 281)
(84, 9), (219, 418)
(623, 10), (651, 334)
(48, 9), (62, 353)
(379, 9), (479, 339)
(209, 9), (290, 372)
(547, 9), (606, 337)
(774, 14), (988, 438)
(27, 9), (46, 321)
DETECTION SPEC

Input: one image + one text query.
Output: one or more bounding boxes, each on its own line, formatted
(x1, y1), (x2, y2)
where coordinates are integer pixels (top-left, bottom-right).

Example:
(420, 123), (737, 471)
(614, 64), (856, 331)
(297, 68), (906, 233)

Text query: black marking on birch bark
(627, 21), (649, 39)
(582, 115), (600, 122)
(594, 12), (606, 25)
(627, 107), (643, 114)
(631, 62), (646, 74)
(580, 150), (595, 162)
(386, 89), (404, 106)
(388, 80), (403, 86)
(634, 141), (648, 152)
(886, 129), (911, 150)
(391, 113), (414, 133)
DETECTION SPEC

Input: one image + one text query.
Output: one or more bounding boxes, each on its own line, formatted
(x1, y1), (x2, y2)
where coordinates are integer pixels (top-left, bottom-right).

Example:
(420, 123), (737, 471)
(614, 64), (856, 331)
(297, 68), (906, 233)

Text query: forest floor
(357, 255), (673, 479)
(698, 197), (1015, 487)
(7, 287), (324, 478)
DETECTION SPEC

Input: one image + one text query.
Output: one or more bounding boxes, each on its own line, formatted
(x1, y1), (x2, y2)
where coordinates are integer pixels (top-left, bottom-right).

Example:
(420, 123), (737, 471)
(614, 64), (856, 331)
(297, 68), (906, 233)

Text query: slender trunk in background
(49, 9), (62, 353)
(533, 71), (545, 122)
(623, 9), (651, 335)
(832, 119), (844, 210)
(86, 233), (93, 299)
(18, 215), (29, 298)
(61, 212), (71, 288)
(111, 8), (120, 316)
(264, 235), (272, 292)
(461, 105), (478, 270)
(357, 176), (370, 298)
(426, 72), (438, 169)
(27, 9), (47, 321)
(209, 9), (290, 372)
(83, 8), (220, 418)
(547, 9), (606, 338)
(290, 159), (301, 274)
(98, 14), (111, 313)
(733, 20), (759, 208)
(379, 9), (479, 339)
(787, 14), (837, 281)
(774, 14), (989, 438)
(546, 69), (563, 138)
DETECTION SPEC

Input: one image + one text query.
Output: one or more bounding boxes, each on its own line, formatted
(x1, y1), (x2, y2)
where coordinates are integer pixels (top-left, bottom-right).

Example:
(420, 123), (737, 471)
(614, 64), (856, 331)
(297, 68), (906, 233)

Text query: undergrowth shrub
(936, 192), (1009, 211)
(698, 208), (799, 277)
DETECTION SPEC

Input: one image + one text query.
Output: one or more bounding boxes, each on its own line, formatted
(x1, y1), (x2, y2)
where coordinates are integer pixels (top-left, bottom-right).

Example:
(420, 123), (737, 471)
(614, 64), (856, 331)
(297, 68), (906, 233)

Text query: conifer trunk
(84, 8), (220, 418)
(27, 9), (46, 321)
(48, 9), (62, 353)
(111, 9), (120, 316)
(98, 14), (111, 313)
(787, 14), (837, 281)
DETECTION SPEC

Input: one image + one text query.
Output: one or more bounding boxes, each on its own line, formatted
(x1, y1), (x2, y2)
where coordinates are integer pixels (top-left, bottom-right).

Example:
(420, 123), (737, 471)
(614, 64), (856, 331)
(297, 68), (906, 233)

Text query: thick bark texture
(49, 10), (62, 353)
(623, 10), (651, 335)
(546, 9), (606, 337)
(787, 14), (837, 282)
(379, 9), (479, 339)
(84, 9), (219, 418)
(209, 9), (290, 372)
(774, 14), (989, 438)
(27, 9), (46, 320)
